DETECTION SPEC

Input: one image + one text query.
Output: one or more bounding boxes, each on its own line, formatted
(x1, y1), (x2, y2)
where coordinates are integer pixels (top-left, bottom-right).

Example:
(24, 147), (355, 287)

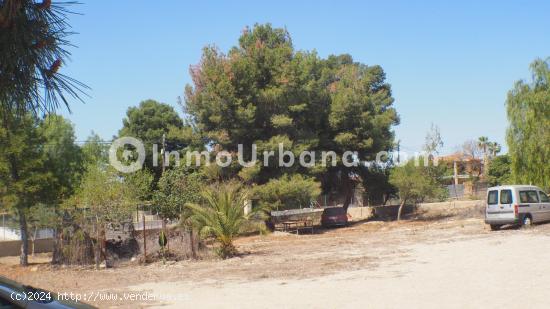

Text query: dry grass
(3, 200), (547, 308)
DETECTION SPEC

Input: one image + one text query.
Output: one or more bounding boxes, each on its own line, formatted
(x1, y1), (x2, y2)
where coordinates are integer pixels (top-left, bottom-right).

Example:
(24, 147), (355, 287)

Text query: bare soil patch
(2, 201), (550, 308)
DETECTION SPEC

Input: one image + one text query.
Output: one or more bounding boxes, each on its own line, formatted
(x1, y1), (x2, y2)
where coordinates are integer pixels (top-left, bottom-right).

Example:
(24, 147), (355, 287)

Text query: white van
(485, 185), (550, 230)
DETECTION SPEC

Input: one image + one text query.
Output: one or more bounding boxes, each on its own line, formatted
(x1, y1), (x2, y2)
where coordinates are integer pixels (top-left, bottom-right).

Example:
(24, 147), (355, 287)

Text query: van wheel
(490, 224), (501, 231)
(522, 215), (533, 228)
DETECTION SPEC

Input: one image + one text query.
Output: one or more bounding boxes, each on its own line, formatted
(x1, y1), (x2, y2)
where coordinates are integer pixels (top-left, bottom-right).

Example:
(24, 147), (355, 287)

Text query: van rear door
(486, 190), (498, 215)
(498, 189), (515, 220)
(486, 190), (515, 221)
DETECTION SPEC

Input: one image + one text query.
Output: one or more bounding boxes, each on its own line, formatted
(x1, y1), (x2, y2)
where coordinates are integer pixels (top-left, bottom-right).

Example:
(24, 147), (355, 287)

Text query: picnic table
(278, 218), (314, 234)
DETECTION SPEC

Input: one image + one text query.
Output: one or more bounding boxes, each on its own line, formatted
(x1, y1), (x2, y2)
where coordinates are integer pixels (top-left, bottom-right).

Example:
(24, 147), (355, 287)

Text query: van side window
(520, 191), (540, 203)
(540, 191), (550, 203)
(527, 191), (540, 203)
(519, 191), (529, 203)
(500, 190), (513, 204)
(487, 190), (498, 205)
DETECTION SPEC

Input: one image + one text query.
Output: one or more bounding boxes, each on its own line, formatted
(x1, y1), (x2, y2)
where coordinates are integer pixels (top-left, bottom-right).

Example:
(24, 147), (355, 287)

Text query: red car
(321, 207), (349, 227)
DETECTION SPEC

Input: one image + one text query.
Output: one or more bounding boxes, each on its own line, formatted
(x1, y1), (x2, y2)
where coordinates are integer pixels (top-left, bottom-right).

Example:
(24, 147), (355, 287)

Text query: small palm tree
(478, 136), (490, 177)
(488, 142), (501, 158)
(477, 136), (489, 156)
(186, 183), (265, 258)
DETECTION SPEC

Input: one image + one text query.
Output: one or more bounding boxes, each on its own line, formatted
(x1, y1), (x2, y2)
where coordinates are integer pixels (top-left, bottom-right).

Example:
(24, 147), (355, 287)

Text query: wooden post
(95, 218), (100, 270)
(166, 222), (170, 253)
(142, 214), (146, 262)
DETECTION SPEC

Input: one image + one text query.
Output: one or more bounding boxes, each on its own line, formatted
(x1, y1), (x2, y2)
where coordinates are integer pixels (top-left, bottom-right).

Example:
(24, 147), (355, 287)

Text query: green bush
(153, 166), (207, 220)
(253, 174), (321, 210)
(487, 155), (512, 186)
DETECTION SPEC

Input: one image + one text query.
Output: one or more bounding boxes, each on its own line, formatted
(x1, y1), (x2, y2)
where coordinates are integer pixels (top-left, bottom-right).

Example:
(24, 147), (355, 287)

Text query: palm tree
(1, 0), (87, 115)
(477, 136), (489, 156)
(186, 183), (266, 258)
(488, 142), (502, 158)
(478, 136), (490, 177)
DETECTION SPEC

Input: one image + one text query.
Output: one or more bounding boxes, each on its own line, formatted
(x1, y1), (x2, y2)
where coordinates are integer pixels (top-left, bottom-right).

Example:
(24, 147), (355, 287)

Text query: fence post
(142, 214), (146, 262)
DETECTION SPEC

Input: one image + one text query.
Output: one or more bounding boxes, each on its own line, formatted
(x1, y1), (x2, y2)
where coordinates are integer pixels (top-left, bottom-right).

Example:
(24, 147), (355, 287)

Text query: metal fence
(447, 183), (488, 199)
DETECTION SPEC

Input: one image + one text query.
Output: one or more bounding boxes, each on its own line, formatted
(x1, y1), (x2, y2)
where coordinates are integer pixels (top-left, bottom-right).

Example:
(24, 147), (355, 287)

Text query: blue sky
(60, 0), (549, 154)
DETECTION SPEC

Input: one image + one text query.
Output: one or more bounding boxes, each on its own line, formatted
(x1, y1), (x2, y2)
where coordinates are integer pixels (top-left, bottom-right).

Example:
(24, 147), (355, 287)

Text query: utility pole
(161, 133), (166, 174)
(160, 133), (168, 252)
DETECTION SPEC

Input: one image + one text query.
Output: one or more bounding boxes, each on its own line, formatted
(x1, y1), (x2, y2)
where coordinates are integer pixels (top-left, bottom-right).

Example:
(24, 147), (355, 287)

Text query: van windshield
(487, 190), (498, 205)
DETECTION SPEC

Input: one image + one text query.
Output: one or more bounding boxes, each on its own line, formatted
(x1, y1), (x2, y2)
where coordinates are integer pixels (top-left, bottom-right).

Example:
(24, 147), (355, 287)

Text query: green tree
(0, 113), (83, 266)
(487, 142), (502, 158)
(154, 166), (207, 220)
(26, 203), (56, 255)
(0, 0), (87, 115)
(81, 132), (109, 167)
(252, 174), (321, 210)
(125, 170), (154, 204)
(38, 114), (83, 202)
(1, 1), (85, 267)
(37, 114), (84, 264)
(487, 154), (512, 186)
(362, 165), (396, 205)
(118, 100), (189, 180)
(477, 136), (489, 176)
(186, 183), (265, 258)
(184, 24), (398, 209)
(477, 136), (489, 156)
(71, 165), (140, 269)
(0, 113), (50, 265)
(389, 159), (444, 220)
(506, 58), (550, 190)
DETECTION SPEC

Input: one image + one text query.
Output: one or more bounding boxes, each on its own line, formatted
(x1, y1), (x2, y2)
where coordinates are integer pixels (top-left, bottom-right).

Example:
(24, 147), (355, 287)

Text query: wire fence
(0, 209), (204, 265)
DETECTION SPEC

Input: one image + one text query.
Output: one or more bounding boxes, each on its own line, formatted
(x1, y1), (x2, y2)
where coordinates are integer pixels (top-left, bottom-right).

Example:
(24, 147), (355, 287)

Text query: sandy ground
(2, 200), (550, 308)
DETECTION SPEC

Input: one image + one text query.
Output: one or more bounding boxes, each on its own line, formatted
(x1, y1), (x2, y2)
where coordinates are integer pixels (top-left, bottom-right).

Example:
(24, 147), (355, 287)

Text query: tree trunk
(342, 180), (354, 211)
(31, 228), (37, 256)
(18, 208), (29, 266)
(95, 219), (100, 270)
(100, 228), (107, 267)
(397, 200), (406, 221)
(190, 228), (197, 259)
(383, 193), (390, 206)
(51, 227), (62, 264)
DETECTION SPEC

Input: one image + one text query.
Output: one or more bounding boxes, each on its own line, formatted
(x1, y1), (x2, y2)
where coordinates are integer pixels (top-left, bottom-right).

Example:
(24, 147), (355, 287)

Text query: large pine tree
(185, 24), (399, 208)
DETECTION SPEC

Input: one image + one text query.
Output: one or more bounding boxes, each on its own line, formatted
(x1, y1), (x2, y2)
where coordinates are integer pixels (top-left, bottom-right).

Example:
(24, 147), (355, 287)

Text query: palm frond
(184, 183), (257, 258)
(0, 0), (88, 116)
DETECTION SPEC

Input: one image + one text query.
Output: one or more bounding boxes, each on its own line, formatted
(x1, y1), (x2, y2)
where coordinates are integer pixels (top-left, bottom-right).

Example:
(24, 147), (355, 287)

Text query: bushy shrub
(154, 166), (207, 220)
(487, 155), (512, 186)
(253, 174), (321, 210)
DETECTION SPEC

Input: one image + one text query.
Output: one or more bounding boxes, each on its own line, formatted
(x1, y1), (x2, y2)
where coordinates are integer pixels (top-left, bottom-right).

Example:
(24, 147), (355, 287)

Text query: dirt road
(2, 201), (550, 308)
(137, 227), (550, 309)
